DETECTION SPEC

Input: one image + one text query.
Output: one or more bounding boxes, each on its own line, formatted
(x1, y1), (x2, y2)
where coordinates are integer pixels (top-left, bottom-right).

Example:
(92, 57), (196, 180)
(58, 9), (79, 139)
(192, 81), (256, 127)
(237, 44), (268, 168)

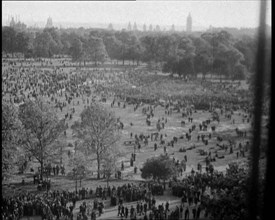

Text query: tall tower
(171, 24), (175, 32)
(45, 17), (53, 28)
(127, 22), (132, 31)
(186, 13), (192, 33)
(108, 23), (113, 30)
(10, 16), (15, 27)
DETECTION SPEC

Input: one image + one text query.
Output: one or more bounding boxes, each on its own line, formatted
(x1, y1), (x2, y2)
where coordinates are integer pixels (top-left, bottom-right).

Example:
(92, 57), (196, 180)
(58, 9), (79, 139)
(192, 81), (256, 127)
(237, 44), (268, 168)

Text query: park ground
(2, 63), (268, 219)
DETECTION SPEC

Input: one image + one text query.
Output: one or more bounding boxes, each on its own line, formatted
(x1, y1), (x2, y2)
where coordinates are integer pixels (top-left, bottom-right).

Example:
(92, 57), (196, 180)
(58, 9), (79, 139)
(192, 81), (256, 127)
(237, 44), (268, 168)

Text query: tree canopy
(2, 25), (262, 79)
(18, 99), (65, 180)
(72, 102), (120, 179)
(2, 102), (22, 179)
(141, 154), (177, 181)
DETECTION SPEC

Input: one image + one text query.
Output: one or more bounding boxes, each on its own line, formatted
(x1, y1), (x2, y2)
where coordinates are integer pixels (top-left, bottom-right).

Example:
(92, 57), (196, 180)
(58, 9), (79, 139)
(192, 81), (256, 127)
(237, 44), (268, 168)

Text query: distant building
(143, 24), (147, 32)
(9, 16), (27, 31)
(45, 17), (53, 28)
(127, 22), (132, 31)
(149, 24), (153, 32)
(10, 17), (15, 27)
(108, 23), (113, 30)
(186, 13), (192, 33)
(171, 24), (175, 32)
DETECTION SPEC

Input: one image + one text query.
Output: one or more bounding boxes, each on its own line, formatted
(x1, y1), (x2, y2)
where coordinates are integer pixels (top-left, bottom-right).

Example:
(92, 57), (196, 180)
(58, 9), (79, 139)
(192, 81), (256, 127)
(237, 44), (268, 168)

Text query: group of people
(2, 56), (254, 220)
(1, 189), (79, 220)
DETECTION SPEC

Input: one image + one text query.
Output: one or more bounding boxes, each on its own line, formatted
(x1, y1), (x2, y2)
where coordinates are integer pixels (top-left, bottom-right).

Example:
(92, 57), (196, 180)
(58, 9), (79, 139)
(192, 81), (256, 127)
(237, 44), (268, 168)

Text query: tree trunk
(97, 158), (101, 179)
(60, 146), (63, 165)
(75, 178), (78, 192)
(163, 180), (166, 190)
(123, 58), (125, 66)
(40, 161), (44, 181)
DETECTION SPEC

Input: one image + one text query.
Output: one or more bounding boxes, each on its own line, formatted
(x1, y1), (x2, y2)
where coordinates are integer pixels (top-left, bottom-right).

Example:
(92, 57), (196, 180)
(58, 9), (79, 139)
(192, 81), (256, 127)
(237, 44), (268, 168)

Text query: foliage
(141, 154), (177, 181)
(101, 153), (118, 186)
(70, 37), (83, 62)
(86, 34), (108, 65)
(68, 149), (87, 180)
(2, 27), (20, 55)
(72, 102), (120, 179)
(18, 98), (65, 180)
(2, 26), (260, 78)
(232, 63), (246, 80)
(2, 102), (22, 179)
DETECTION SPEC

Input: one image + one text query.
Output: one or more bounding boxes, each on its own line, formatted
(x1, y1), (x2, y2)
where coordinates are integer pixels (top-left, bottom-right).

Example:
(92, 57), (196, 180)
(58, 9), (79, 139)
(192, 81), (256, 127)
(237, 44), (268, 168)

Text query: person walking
(185, 207), (189, 220)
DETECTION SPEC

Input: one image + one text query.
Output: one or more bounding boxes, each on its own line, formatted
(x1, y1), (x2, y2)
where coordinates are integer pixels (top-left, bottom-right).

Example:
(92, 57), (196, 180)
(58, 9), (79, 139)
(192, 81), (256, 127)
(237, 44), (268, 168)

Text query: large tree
(2, 27), (17, 55)
(15, 32), (29, 55)
(72, 103), (120, 179)
(103, 35), (122, 64)
(86, 35), (108, 65)
(34, 31), (53, 57)
(127, 34), (144, 65)
(70, 37), (83, 64)
(2, 102), (22, 179)
(18, 99), (65, 181)
(115, 30), (132, 65)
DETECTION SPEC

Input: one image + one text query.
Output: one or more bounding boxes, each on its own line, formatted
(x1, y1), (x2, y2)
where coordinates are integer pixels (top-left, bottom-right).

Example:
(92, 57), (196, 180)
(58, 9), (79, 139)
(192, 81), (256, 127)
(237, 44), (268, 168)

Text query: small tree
(72, 102), (120, 179)
(101, 154), (118, 187)
(141, 155), (177, 184)
(69, 148), (87, 192)
(18, 99), (65, 181)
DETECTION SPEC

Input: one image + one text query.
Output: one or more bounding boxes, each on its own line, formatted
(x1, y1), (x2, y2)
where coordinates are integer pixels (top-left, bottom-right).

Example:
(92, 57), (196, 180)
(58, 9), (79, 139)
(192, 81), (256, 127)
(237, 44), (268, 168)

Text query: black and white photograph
(1, 1), (272, 220)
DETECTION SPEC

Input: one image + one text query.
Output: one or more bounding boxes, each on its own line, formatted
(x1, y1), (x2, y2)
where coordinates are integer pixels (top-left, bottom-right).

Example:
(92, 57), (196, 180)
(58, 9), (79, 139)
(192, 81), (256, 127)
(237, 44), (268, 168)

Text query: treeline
(2, 26), (270, 79)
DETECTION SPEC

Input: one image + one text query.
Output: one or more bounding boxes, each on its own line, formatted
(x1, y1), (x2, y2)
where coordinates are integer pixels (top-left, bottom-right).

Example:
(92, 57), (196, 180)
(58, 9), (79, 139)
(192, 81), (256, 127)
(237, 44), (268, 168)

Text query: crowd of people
(2, 56), (255, 220)
(2, 189), (77, 220)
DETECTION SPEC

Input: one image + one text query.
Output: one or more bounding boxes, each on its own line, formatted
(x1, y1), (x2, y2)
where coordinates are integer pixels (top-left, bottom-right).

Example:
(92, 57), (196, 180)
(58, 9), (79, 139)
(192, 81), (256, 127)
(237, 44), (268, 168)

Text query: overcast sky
(2, 0), (272, 29)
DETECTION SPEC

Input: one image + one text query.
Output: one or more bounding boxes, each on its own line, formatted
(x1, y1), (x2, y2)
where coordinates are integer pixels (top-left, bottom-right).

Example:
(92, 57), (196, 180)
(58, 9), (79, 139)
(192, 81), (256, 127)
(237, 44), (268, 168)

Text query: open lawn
(3, 61), (268, 220)
(2, 69), (254, 196)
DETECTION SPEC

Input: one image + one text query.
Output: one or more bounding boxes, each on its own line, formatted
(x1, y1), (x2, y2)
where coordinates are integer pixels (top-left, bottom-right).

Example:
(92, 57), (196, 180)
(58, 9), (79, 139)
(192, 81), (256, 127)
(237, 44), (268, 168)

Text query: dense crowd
(1, 181), (166, 220)
(2, 57), (254, 220)
(171, 163), (248, 220)
(2, 190), (76, 220)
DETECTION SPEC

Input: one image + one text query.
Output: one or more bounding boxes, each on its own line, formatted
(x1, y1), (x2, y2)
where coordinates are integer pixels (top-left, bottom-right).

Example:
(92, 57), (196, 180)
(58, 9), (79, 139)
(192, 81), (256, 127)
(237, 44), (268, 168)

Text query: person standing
(118, 204), (121, 217)
(165, 201), (169, 212)
(91, 209), (96, 220)
(185, 207), (189, 220)
(143, 203), (147, 215)
(125, 206), (129, 219)
(121, 205), (125, 217)
(192, 206), (197, 220)
(196, 204), (201, 220)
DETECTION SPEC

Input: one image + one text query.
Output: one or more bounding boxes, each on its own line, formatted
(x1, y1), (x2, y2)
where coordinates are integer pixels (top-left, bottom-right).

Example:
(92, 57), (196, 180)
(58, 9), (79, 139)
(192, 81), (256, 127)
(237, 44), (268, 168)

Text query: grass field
(3, 59), (269, 219)
(2, 67), (255, 196)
